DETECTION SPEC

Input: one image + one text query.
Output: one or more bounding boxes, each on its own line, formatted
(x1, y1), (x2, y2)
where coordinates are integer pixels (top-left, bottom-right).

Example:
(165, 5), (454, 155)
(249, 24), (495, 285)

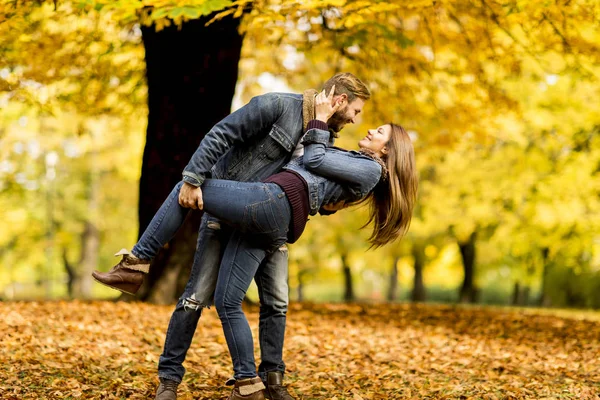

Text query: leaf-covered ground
(1, 301), (598, 399)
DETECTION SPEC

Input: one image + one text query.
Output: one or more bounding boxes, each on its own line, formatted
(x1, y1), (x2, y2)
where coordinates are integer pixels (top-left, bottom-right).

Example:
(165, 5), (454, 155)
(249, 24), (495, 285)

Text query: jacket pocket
(265, 124), (294, 160)
(226, 148), (253, 176)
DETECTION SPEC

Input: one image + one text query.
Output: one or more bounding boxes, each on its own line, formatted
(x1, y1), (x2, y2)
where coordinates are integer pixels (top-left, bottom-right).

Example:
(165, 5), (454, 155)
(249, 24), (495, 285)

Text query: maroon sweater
(264, 119), (329, 243)
(264, 171), (308, 243)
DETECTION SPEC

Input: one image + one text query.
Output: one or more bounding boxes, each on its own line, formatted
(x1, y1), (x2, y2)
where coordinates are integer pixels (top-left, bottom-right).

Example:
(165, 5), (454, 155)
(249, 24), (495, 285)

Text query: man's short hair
(323, 73), (371, 102)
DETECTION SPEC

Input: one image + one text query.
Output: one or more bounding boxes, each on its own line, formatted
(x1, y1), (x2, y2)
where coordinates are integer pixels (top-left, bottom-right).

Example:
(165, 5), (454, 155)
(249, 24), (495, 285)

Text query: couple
(93, 73), (418, 400)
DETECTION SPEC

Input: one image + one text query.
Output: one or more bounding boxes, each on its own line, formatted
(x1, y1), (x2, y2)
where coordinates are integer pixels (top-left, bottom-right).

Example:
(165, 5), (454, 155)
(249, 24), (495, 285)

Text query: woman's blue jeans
(132, 180), (291, 379)
(133, 180), (291, 259)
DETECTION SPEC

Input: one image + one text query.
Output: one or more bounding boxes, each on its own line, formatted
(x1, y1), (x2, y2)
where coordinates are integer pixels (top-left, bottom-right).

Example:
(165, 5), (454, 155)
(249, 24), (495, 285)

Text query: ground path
(1, 301), (598, 399)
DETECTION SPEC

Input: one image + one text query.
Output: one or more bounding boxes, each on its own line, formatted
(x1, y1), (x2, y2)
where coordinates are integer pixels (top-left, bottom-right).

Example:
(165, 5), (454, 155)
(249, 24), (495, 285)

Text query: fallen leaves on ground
(0, 301), (598, 399)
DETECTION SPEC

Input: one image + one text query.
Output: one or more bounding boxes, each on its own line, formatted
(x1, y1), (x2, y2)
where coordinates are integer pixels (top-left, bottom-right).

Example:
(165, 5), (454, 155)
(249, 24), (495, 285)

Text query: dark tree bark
(411, 244), (426, 302)
(297, 269), (308, 302)
(341, 253), (355, 302)
(387, 256), (400, 302)
(62, 248), (76, 299)
(133, 16), (244, 303)
(539, 247), (552, 307)
(511, 281), (532, 306)
(458, 231), (478, 303)
(512, 282), (531, 306)
(511, 281), (521, 306)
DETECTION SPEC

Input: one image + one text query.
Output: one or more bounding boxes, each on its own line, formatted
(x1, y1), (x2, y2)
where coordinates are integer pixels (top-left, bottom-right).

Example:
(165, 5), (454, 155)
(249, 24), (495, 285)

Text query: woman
(94, 99), (418, 399)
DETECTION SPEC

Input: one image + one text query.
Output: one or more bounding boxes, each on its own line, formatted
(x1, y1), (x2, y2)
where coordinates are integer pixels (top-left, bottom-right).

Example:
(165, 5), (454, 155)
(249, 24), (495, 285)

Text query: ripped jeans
(131, 182), (290, 383)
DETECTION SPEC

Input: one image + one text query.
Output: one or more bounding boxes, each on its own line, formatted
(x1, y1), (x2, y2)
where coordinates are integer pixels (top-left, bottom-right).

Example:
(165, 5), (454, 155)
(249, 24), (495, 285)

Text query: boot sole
(92, 276), (140, 296)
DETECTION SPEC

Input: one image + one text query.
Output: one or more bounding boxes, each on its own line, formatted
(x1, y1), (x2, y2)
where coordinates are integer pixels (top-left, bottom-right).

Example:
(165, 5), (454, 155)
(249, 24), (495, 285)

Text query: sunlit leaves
(1, 301), (599, 398)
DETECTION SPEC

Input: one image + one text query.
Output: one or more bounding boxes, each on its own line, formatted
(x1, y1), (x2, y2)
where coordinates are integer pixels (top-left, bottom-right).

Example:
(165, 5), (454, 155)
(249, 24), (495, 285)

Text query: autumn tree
(2, 0), (600, 304)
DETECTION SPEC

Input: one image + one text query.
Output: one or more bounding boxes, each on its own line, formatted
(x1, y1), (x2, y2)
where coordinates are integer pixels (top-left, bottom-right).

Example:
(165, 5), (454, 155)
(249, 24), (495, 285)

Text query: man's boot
(228, 377), (265, 400)
(264, 372), (295, 400)
(91, 249), (150, 295)
(155, 378), (179, 400)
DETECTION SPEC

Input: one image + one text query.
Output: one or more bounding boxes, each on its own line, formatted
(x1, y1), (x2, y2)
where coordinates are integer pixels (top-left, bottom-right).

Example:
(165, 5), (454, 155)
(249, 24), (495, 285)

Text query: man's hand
(315, 85), (341, 122)
(179, 182), (204, 210)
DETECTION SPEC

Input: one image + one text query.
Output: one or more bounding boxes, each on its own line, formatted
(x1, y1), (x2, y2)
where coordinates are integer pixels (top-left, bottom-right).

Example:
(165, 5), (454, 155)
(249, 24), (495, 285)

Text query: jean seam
(205, 181), (255, 190)
(185, 221), (208, 293)
(266, 186), (285, 233)
(145, 184), (176, 241)
(221, 236), (243, 378)
(259, 272), (269, 364)
(266, 187), (282, 232)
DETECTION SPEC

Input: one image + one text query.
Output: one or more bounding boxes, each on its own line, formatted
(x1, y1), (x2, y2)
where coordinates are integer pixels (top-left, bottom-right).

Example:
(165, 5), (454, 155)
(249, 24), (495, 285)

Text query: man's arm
(182, 93), (282, 187)
(178, 93), (282, 209)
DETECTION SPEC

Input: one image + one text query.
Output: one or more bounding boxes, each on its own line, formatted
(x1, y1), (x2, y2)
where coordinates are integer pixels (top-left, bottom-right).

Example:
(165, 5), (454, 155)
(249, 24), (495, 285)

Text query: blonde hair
(323, 72), (371, 102)
(361, 124), (418, 247)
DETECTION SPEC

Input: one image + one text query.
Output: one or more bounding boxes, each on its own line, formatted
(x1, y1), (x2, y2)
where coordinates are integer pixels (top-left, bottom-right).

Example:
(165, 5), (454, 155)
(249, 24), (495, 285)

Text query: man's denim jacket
(284, 128), (383, 215)
(182, 92), (306, 186)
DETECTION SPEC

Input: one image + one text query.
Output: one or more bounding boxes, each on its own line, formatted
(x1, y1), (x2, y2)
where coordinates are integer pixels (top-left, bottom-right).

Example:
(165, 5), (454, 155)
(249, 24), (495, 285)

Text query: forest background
(2, 0), (600, 310)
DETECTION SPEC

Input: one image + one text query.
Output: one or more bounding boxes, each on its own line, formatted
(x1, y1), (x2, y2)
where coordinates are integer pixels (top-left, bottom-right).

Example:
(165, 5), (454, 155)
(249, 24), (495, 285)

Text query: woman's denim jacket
(284, 128), (383, 215)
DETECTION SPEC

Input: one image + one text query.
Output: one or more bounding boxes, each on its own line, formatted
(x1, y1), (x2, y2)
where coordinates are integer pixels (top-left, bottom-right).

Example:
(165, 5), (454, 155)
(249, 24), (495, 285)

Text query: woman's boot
(92, 249), (150, 294)
(228, 377), (265, 400)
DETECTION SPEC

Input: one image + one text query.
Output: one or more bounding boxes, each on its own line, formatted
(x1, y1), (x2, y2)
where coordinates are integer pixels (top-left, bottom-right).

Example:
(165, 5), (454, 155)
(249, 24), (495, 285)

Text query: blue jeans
(131, 181), (291, 382)
(134, 181), (291, 258)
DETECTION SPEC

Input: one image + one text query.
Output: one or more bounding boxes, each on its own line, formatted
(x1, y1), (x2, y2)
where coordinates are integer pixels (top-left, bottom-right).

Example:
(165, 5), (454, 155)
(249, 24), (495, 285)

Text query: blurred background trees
(1, 0), (599, 307)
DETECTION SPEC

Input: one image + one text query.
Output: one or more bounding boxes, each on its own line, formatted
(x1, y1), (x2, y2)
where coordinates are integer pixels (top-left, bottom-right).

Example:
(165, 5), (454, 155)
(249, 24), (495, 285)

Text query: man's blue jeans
(131, 182), (290, 383)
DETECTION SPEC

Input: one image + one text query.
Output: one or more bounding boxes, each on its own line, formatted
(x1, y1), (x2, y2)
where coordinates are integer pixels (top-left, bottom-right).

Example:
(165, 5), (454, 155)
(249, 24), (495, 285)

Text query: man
(95, 73), (370, 399)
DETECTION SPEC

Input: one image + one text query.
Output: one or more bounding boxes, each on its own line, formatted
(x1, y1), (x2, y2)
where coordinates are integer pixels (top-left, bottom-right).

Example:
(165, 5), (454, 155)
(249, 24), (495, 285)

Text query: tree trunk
(76, 152), (100, 298)
(341, 253), (355, 302)
(135, 15), (244, 303)
(297, 270), (307, 302)
(62, 248), (76, 299)
(411, 244), (426, 302)
(511, 283), (531, 306)
(387, 256), (400, 302)
(76, 221), (100, 298)
(511, 281), (520, 306)
(539, 247), (552, 307)
(458, 231), (477, 303)
(522, 286), (530, 306)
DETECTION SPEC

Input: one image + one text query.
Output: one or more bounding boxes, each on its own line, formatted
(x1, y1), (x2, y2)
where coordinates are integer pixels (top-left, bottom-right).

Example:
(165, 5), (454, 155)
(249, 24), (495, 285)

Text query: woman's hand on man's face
(315, 85), (341, 123)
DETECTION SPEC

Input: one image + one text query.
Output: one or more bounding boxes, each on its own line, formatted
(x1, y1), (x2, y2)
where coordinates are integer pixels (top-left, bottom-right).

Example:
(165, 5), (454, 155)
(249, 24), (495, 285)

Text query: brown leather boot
(154, 378), (179, 400)
(264, 372), (295, 400)
(228, 377), (265, 400)
(92, 249), (150, 295)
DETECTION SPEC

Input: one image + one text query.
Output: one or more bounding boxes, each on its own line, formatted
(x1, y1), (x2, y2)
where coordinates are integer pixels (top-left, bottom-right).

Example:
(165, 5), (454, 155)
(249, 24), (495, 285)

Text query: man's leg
(256, 245), (288, 377)
(155, 214), (230, 398)
(255, 245), (295, 400)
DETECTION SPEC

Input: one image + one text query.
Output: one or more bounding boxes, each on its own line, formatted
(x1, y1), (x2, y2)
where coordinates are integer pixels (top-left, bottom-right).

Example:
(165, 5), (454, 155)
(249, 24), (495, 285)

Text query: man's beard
(327, 107), (350, 133)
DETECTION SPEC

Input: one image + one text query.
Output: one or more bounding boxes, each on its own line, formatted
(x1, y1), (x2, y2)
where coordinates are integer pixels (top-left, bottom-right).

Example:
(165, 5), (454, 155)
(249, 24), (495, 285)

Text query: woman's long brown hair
(361, 124), (418, 247)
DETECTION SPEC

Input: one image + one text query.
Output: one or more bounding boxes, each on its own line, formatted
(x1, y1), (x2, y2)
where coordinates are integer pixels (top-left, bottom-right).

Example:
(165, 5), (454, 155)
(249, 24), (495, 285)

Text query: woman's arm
(301, 128), (382, 195)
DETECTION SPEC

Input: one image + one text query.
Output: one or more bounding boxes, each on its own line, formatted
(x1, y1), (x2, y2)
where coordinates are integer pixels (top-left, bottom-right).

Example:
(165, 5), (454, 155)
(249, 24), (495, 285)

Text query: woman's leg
(134, 178), (290, 255)
(201, 179), (290, 240)
(93, 181), (191, 294)
(132, 181), (190, 260)
(214, 230), (268, 380)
